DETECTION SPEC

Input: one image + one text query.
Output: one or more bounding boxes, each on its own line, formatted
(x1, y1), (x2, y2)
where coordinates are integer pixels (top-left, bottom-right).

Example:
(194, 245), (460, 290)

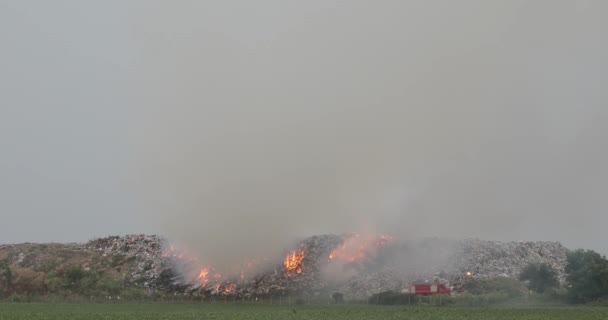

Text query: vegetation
(1, 303), (608, 320)
(519, 262), (559, 293)
(0, 263), (12, 297)
(368, 277), (570, 307)
(55, 267), (124, 297)
(368, 291), (415, 305)
(331, 292), (344, 304)
(462, 277), (528, 298)
(566, 249), (608, 303)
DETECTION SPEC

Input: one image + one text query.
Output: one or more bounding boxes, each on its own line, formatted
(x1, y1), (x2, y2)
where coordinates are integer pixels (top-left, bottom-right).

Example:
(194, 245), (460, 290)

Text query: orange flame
(197, 268), (211, 286)
(224, 283), (237, 294)
(284, 249), (305, 274)
(198, 268), (209, 279)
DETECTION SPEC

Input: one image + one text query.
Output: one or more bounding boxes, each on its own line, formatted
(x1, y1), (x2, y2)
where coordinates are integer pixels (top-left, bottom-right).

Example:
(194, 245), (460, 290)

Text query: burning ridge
(1, 234), (567, 300)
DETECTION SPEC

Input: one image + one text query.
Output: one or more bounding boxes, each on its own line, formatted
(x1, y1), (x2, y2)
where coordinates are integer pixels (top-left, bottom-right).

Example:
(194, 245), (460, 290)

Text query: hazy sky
(1, 1), (607, 261)
(1, 1), (139, 242)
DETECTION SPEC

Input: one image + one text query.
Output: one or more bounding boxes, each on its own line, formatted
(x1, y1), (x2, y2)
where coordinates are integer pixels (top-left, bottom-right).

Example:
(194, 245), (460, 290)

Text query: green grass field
(1, 303), (608, 320)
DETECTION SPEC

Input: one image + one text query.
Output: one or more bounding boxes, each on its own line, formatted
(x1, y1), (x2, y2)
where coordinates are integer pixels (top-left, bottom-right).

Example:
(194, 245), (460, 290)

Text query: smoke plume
(127, 0), (608, 268)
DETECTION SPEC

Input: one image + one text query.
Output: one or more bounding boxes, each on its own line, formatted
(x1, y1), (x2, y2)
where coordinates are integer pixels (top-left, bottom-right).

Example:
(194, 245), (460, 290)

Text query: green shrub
(121, 287), (147, 300)
(5, 293), (34, 303)
(445, 292), (517, 306)
(534, 287), (568, 304)
(462, 277), (527, 298)
(96, 277), (123, 296)
(519, 262), (559, 293)
(566, 249), (608, 303)
(368, 291), (416, 305)
(64, 267), (86, 288)
(110, 254), (126, 267)
(62, 267), (106, 295)
(32, 258), (58, 273)
(588, 296), (608, 306)
(0, 263), (12, 295)
(46, 271), (62, 292)
(331, 292), (344, 304)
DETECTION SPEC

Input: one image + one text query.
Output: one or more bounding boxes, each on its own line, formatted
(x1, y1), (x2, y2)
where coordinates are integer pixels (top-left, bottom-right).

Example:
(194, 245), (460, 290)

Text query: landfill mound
(0, 235), (171, 294)
(217, 235), (567, 300)
(0, 234), (568, 299)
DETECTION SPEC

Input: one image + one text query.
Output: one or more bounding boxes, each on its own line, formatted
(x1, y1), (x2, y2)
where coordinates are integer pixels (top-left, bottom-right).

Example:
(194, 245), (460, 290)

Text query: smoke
(127, 0), (608, 268)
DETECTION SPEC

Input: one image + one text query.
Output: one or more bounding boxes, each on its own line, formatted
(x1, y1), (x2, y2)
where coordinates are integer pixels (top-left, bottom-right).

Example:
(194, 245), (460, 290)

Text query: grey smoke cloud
(127, 0), (608, 267)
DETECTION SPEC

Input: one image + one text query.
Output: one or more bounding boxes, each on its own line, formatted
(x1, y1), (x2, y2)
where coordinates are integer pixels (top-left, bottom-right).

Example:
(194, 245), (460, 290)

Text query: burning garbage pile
(157, 234), (346, 297)
(83, 234), (569, 300)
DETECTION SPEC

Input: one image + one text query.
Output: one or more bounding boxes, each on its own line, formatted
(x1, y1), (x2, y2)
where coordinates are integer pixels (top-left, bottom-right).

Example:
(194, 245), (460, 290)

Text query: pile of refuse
(230, 236), (568, 300)
(448, 239), (568, 290)
(85, 234), (170, 290)
(13, 234), (567, 299)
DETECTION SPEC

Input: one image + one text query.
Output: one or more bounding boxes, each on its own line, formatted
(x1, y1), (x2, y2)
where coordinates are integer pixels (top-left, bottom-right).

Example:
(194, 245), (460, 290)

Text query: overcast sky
(1, 1), (607, 259)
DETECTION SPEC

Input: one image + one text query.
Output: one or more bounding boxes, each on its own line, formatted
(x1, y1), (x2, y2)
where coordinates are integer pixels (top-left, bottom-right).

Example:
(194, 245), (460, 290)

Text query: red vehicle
(402, 281), (452, 295)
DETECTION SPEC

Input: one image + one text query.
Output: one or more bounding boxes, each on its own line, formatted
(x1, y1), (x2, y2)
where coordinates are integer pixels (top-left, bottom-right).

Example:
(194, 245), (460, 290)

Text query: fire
(197, 268), (211, 286)
(328, 234), (393, 262)
(196, 268), (227, 288)
(164, 235), (394, 295)
(198, 268), (209, 279)
(284, 249), (305, 274)
(224, 283), (237, 294)
(164, 243), (266, 293)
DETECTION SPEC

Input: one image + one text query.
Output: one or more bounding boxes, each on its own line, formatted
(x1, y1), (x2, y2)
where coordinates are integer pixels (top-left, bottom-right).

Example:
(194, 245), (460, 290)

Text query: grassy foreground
(1, 303), (608, 320)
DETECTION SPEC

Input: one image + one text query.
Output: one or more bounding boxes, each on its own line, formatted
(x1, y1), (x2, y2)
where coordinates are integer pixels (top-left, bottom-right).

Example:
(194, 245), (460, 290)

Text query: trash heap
(235, 234), (344, 298)
(447, 239), (568, 291)
(85, 234), (169, 290)
(9, 234), (567, 299)
(295, 237), (568, 299)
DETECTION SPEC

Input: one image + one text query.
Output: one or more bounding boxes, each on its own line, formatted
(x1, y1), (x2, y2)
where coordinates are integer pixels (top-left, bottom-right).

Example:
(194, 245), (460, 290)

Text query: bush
(588, 296), (608, 306)
(0, 263), (12, 296)
(62, 267), (109, 296)
(33, 259), (58, 273)
(368, 291), (415, 305)
(110, 254), (126, 268)
(46, 271), (62, 292)
(331, 292), (344, 304)
(96, 277), (123, 296)
(462, 277), (527, 298)
(10, 269), (47, 294)
(121, 288), (147, 300)
(519, 263), (559, 293)
(448, 292), (514, 306)
(64, 267), (87, 289)
(4, 293), (34, 303)
(566, 249), (608, 303)
(532, 287), (569, 304)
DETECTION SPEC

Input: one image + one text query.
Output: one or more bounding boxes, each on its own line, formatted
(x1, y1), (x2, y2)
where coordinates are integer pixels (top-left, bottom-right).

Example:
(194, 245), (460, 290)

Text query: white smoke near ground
(126, 0), (608, 271)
